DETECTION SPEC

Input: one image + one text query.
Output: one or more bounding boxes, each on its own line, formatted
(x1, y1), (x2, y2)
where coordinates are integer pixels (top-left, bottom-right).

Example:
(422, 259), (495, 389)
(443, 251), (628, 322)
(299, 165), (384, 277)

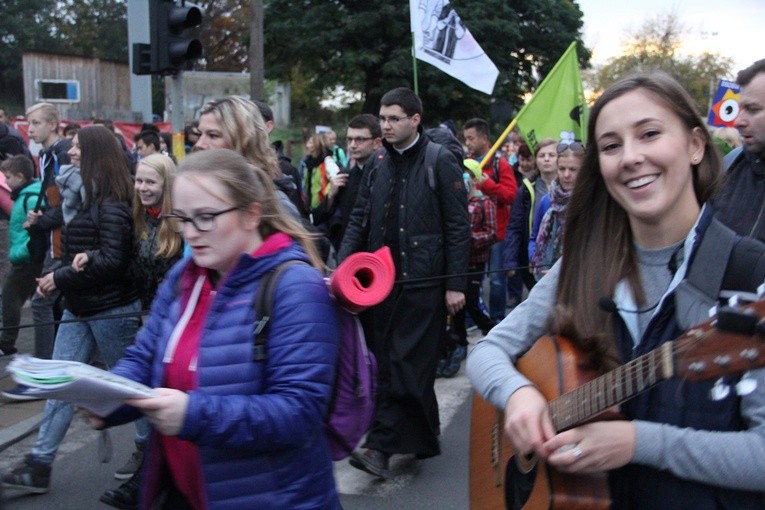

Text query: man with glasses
(311, 114), (383, 252)
(339, 87), (469, 478)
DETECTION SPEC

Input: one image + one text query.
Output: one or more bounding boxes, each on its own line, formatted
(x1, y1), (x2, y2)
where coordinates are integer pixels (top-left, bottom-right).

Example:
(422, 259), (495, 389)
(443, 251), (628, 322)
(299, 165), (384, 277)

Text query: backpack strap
(492, 154), (501, 183)
(686, 218), (736, 299)
(252, 260), (309, 361)
(522, 178), (535, 234)
(424, 141), (441, 192)
(720, 236), (765, 299)
(674, 217), (759, 329)
(23, 192), (38, 215)
(723, 146), (744, 173)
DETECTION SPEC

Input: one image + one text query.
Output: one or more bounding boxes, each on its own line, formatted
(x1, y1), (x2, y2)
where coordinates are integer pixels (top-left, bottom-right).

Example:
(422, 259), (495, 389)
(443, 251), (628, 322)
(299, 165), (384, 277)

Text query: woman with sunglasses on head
(468, 73), (765, 509)
(92, 149), (341, 509)
(3, 125), (143, 496)
(529, 141), (585, 280)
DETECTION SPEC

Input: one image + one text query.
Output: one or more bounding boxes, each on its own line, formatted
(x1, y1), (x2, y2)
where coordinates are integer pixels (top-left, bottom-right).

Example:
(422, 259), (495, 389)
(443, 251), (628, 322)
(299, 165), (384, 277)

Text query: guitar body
(469, 392), (512, 509)
(470, 335), (611, 510)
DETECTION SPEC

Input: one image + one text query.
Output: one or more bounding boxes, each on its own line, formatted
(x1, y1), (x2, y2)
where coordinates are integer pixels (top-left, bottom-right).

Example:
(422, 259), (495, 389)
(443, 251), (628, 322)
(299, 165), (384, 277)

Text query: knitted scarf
(532, 178), (572, 279)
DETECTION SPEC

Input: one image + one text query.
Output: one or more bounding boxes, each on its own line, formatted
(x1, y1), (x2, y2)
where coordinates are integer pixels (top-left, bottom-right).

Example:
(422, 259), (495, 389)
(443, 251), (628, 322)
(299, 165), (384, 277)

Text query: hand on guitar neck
(504, 386), (636, 473)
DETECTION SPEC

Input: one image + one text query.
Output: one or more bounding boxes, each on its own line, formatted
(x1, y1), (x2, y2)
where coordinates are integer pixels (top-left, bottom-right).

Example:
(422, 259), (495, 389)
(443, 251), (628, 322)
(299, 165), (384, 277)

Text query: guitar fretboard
(549, 342), (674, 431)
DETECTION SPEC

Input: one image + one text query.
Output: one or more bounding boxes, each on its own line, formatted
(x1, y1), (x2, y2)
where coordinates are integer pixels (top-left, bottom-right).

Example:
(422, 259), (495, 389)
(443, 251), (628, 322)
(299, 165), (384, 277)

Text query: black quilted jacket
(130, 213), (183, 309)
(338, 129), (469, 292)
(52, 198), (138, 315)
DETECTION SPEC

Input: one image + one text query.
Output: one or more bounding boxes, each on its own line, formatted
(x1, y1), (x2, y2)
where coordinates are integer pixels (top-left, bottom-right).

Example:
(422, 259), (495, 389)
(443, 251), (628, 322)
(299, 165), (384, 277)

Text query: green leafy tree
(589, 12), (733, 114)
(53, 0), (128, 62)
(0, 0), (59, 106)
(263, 0), (589, 125)
(195, 0), (251, 72)
(0, 1), (128, 109)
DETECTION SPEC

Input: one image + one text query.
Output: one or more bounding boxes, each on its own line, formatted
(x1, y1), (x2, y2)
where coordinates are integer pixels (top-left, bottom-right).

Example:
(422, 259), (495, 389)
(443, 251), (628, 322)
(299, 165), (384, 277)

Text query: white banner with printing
(410, 0), (499, 95)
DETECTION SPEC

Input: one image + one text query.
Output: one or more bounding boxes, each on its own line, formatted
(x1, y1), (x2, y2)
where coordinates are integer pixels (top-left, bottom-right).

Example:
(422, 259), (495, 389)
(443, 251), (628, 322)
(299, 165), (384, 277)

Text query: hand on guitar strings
(544, 421), (636, 473)
(504, 386), (556, 457)
(505, 386), (636, 473)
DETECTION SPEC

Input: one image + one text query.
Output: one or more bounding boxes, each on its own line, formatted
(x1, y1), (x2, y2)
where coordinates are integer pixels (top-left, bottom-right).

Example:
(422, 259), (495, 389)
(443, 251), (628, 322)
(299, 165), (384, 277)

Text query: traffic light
(132, 43), (152, 75)
(150, 0), (203, 75)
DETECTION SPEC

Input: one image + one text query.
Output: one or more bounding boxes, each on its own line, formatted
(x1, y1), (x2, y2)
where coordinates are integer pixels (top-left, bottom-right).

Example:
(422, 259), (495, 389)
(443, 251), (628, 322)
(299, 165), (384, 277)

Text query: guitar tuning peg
(757, 282), (765, 299)
(727, 295), (741, 308)
(708, 305), (718, 318)
(710, 378), (731, 401)
(736, 378), (758, 396)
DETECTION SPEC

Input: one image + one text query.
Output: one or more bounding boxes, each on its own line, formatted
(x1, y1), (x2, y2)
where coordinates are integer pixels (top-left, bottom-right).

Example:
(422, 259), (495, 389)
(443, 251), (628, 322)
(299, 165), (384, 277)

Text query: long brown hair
(77, 125), (133, 207)
(176, 149), (323, 268)
(555, 72), (721, 370)
(133, 154), (183, 258)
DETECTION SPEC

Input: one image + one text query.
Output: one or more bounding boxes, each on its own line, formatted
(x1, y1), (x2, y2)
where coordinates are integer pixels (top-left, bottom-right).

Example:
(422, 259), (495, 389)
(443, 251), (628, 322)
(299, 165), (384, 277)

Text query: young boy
(0, 155), (44, 356)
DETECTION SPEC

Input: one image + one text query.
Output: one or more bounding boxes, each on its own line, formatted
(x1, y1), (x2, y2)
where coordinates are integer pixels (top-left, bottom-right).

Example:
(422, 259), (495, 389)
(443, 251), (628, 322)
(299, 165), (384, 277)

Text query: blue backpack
(252, 260), (377, 461)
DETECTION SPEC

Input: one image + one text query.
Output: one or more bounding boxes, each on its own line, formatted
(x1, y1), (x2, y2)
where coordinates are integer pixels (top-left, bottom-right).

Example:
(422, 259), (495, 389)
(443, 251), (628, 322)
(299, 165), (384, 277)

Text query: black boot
(100, 469), (139, 510)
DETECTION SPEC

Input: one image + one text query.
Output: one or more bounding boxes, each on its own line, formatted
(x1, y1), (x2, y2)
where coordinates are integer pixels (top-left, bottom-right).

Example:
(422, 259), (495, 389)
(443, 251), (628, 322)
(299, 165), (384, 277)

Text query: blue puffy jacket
(110, 241), (341, 509)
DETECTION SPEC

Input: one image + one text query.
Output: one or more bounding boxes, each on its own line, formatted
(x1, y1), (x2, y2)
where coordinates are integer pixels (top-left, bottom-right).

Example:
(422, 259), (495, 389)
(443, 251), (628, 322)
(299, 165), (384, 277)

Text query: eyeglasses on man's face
(163, 207), (239, 233)
(378, 115), (413, 125)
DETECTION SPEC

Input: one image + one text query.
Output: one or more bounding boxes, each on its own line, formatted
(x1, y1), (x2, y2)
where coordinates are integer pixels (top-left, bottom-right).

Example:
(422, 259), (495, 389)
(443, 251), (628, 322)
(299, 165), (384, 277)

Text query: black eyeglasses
(378, 115), (413, 125)
(557, 141), (585, 154)
(346, 136), (374, 144)
(162, 207), (239, 233)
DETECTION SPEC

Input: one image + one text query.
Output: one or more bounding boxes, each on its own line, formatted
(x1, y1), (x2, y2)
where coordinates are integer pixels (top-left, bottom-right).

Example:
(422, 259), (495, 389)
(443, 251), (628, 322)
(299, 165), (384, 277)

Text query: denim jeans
(32, 299), (145, 465)
(488, 243), (507, 322)
(31, 255), (64, 360)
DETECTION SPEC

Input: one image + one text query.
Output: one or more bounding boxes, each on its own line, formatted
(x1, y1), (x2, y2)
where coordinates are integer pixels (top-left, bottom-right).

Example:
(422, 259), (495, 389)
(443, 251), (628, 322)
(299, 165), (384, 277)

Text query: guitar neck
(548, 342), (675, 432)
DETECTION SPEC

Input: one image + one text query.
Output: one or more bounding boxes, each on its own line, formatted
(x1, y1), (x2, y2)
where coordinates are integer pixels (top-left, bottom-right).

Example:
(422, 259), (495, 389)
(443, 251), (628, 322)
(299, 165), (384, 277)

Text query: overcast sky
(576, 0), (763, 77)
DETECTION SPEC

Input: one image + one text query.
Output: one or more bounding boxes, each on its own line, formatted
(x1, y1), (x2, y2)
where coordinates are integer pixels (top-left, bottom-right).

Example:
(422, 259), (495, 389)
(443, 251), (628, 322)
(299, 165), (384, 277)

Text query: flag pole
(479, 41), (578, 168)
(479, 118), (517, 168)
(412, 31), (419, 96)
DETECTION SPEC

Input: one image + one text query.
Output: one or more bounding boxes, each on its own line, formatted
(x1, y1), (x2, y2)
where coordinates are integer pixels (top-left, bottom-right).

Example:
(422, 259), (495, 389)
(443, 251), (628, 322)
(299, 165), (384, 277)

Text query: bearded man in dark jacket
(715, 59), (765, 241)
(339, 87), (469, 477)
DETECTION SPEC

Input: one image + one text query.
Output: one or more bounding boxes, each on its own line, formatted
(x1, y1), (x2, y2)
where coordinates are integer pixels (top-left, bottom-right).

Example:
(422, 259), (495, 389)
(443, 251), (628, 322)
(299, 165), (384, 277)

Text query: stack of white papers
(6, 355), (155, 415)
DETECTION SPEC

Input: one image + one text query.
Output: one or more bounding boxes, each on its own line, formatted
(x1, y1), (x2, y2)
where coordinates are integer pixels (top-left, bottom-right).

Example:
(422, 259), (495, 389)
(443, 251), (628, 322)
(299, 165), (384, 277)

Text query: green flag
(516, 42), (587, 153)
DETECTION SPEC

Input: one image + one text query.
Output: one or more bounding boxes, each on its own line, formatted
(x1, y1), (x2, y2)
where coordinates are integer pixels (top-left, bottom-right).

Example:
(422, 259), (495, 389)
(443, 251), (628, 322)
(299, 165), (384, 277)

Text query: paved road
(1, 349), (477, 510)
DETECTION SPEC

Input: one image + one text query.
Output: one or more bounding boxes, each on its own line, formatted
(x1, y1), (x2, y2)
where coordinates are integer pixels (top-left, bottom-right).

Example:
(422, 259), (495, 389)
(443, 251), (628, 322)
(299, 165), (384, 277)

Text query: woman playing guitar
(467, 72), (765, 509)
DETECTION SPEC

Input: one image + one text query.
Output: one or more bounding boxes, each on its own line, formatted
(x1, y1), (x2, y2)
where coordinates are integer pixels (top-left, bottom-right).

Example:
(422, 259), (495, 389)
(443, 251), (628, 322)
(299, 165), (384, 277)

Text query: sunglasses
(557, 141), (585, 154)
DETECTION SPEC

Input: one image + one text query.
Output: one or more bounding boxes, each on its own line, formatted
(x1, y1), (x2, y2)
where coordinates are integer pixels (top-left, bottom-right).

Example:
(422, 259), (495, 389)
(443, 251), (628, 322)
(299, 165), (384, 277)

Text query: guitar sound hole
(505, 457), (536, 510)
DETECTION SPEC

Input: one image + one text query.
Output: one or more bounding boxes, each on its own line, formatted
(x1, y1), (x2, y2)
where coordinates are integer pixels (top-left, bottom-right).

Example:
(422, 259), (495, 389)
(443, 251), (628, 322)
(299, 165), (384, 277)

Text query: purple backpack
(253, 261), (377, 461)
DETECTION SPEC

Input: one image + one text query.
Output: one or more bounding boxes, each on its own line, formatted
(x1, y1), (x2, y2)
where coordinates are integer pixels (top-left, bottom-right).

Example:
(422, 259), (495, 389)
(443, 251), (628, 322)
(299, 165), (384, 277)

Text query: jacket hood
(10, 179), (41, 201)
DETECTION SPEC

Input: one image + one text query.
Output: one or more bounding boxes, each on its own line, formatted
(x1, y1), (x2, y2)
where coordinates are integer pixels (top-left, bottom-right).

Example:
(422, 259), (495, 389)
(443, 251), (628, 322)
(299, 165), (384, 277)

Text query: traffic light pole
(169, 72), (185, 132)
(168, 72), (187, 160)
(127, 0), (153, 122)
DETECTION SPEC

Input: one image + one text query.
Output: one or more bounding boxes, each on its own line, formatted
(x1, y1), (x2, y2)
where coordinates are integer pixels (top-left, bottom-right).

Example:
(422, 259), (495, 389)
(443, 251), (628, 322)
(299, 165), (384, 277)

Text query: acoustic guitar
(469, 299), (765, 510)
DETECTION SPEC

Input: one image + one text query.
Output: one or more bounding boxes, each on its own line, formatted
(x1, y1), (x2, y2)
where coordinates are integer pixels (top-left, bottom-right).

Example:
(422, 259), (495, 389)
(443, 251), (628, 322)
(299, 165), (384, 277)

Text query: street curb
(0, 412), (41, 451)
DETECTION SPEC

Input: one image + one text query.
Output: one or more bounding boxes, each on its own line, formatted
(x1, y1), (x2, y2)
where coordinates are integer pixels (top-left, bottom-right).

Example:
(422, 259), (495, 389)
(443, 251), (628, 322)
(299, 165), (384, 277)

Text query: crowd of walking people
(0, 56), (763, 509)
